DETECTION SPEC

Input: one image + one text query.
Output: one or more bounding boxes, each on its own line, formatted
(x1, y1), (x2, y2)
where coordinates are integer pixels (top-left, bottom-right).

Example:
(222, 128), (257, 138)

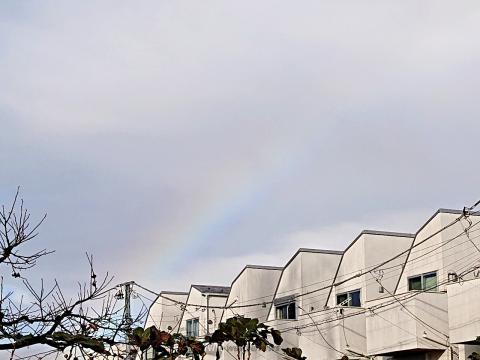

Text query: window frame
(275, 302), (297, 320)
(407, 271), (438, 292)
(336, 289), (361, 307)
(186, 318), (200, 337)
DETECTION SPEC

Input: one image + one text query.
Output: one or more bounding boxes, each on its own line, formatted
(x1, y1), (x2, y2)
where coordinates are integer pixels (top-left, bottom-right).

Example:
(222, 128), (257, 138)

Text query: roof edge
(191, 284), (231, 295)
(161, 291), (189, 295)
(283, 248), (343, 270)
(244, 264), (284, 270)
(360, 230), (415, 238)
(416, 208), (467, 235)
(231, 265), (283, 286)
(297, 248), (343, 255)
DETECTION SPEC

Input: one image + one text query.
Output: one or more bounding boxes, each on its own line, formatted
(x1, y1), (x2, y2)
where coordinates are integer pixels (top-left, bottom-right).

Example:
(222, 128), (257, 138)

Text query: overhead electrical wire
(128, 200), (480, 354)
(272, 243), (480, 331)
(217, 229), (480, 322)
(134, 211), (480, 311)
(275, 258), (480, 334)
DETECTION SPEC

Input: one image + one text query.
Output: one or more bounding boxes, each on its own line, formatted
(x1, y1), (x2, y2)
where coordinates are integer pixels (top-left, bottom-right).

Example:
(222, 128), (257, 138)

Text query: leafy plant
(130, 326), (205, 360)
(468, 352), (480, 360)
(282, 347), (306, 360)
(205, 316), (283, 360)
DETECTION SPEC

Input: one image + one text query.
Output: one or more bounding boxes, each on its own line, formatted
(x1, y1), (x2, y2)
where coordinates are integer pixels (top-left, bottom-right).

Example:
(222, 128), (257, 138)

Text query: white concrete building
(145, 208), (480, 360)
(179, 284), (230, 338)
(260, 232), (413, 360)
(366, 209), (480, 360)
(447, 278), (480, 359)
(220, 265), (283, 360)
(265, 248), (343, 360)
(322, 230), (414, 360)
(143, 291), (188, 360)
(144, 291), (188, 331)
(222, 265), (283, 321)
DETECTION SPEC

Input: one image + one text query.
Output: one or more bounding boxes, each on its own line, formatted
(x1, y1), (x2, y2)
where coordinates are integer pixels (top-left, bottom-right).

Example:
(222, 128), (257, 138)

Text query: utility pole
(116, 281), (135, 358)
(123, 282), (134, 330)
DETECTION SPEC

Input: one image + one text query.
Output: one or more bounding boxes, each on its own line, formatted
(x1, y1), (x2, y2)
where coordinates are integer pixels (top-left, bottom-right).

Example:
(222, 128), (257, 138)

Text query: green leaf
(282, 347), (306, 360)
(271, 329), (283, 345)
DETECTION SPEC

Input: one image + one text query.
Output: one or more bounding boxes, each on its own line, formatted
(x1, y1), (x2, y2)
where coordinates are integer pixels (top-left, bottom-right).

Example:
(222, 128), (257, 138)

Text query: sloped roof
(231, 265), (283, 286)
(284, 248), (343, 269)
(192, 285), (230, 295)
(161, 291), (189, 295)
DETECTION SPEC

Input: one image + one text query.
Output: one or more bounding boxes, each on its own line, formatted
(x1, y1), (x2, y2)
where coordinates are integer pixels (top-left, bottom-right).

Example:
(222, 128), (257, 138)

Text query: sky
(1, 0), (480, 307)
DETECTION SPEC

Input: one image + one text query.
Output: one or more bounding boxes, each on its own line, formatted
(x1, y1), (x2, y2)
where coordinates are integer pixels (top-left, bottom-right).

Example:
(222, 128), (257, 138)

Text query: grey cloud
(0, 0), (479, 293)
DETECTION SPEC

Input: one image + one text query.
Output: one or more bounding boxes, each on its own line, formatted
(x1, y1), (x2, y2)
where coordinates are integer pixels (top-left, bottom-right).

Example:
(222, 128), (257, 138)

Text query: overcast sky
(1, 1), (480, 304)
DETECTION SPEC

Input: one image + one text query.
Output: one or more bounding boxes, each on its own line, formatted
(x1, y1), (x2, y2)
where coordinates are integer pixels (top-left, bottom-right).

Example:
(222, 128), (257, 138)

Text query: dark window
(186, 318), (199, 337)
(275, 302), (296, 319)
(408, 276), (422, 290)
(337, 293), (348, 305)
(423, 272), (437, 291)
(408, 272), (437, 291)
(350, 290), (361, 307)
(336, 290), (361, 307)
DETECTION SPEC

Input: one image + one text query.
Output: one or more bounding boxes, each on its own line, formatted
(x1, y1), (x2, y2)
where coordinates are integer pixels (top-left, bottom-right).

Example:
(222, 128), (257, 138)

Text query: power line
(133, 200), (480, 357)
(137, 214), (480, 314)
(370, 270), (448, 338)
(275, 248), (480, 331)
(220, 229), (480, 322)
(275, 258), (480, 334)
(135, 223), (480, 343)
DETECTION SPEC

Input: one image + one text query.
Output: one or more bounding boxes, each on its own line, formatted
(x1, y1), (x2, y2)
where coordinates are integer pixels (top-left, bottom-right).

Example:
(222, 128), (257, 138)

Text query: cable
(134, 218), (480, 344)
(262, 228), (480, 329)
(297, 304), (344, 356)
(275, 259), (480, 334)
(133, 201), (480, 358)
(138, 209), (480, 311)
(370, 270), (448, 338)
(275, 248), (480, 332)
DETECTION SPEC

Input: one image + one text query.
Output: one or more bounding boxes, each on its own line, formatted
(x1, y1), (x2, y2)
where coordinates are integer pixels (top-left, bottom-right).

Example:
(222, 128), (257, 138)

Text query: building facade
(146, 208), (480, 360)
(145, 291), (188, 331)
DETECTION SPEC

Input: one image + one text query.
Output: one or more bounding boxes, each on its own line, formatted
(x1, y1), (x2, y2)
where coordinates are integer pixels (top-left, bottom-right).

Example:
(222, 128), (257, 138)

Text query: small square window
(408, 272), (437, 291)
(275, 302), (296, 319)
(350, 290), (361, 307)
(337, 293), (348, 305)
(423, 272), (437, 291)
(408, 276), (422, 291)
(337, 290), (361, 307)
(186, 318), (199, 337)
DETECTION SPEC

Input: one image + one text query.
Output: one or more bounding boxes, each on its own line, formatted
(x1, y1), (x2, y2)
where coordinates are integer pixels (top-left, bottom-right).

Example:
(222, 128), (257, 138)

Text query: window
(275, 302), (296, 320)
(336, 290), (361, 307)
(186, 318), (199, 337)
(273, 295), (297, 320)
(408, 272), (437, 291)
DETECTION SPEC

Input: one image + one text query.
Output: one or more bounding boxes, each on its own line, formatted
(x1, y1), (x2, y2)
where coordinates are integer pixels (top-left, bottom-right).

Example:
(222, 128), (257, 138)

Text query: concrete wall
(448, 278), (480, 344)
(223, 266), (282, 322)
(364, 211), (480, 360)
(180, 287), (228, 337)
(145, 292), (187, 331)
(145, 209), (480, 360)
(363, 233), (413, 301)
(331, 232), (413, 308)
(319, 232), (413, 359)
(264, 250), (343, 360)
(397, 211), (480, 294)
(267, 250), (343, 322)
(366, 292), (449, 355)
